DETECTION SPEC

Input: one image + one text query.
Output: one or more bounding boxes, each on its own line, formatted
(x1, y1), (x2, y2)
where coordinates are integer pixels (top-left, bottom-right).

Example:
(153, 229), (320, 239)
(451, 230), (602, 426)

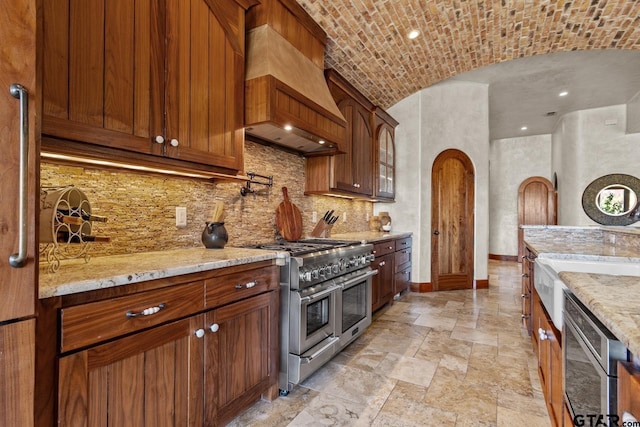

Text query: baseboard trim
(475, 279), (489, 289)
(410, 282), (432, 293)
(488, 254), (518, 262)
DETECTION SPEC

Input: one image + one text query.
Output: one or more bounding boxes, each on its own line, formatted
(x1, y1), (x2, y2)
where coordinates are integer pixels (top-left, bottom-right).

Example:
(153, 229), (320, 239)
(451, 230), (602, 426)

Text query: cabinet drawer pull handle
(235, 280), (257, 289)
(209, 323), (219, 333)
(8, 84), (29, 268)
(126, 303), (166, 318)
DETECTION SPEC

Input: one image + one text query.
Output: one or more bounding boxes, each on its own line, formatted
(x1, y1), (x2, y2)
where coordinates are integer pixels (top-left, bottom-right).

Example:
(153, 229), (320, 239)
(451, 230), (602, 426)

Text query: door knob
(433, 230), (440, 235)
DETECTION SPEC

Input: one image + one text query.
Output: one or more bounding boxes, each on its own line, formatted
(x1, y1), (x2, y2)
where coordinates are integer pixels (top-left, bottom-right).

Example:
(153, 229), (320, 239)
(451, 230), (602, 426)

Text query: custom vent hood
(244, 0), (346, 155)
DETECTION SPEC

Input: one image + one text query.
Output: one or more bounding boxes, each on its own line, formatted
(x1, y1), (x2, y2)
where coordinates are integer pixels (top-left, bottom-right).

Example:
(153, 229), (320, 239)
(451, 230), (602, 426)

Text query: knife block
(310, 219), (333, 238)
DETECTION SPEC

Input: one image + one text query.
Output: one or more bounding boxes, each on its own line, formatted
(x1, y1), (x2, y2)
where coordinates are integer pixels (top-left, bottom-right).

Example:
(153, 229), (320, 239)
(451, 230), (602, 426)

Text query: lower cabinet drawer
(394, 248), (411, 268)
(394, 266), (411, 293)
(374, 241), (395, 257)
(60, 281), (204, 352)
(205, 265), (278, 308)
(395, 237), (412, 251)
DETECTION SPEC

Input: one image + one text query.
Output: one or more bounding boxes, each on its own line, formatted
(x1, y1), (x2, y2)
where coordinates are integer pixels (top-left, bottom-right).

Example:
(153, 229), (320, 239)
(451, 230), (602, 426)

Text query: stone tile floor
(227, 260), (551, 426)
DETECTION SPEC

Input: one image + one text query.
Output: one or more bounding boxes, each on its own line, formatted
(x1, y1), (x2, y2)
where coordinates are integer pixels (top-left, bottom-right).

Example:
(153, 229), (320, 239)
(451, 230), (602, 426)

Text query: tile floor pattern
(228, 260), (551, 426)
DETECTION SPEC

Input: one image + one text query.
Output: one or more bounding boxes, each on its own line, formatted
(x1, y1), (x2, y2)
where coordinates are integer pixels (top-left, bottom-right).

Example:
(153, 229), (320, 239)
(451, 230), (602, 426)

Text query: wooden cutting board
(275, 187), (302, 241)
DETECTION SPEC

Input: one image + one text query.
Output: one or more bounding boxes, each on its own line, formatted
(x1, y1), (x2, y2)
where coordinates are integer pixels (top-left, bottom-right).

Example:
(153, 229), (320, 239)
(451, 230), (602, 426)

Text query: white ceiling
(444, 50), (640, 140)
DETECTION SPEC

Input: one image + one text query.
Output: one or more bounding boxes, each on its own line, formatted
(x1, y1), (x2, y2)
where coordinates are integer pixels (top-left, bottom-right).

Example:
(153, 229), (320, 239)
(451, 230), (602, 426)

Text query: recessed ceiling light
(318, 140), (325, 145)
(284, 124), (293, 131)
(559, 91), (569, 97)
(407, 30), (420, 39)
(521, 126), (528, 131)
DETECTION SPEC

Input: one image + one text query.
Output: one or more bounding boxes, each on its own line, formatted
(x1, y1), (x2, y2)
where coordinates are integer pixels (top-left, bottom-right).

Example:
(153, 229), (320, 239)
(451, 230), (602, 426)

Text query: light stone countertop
(525, 240), (640, 259)
(331, 231), (412, 243)
(559, 271), (640, 357)
(39, 247), (287, 299)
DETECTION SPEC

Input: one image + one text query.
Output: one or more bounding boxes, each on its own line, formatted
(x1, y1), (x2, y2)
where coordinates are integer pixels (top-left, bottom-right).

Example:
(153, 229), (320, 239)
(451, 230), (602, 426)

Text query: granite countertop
(559, 271), (640, 357)
(39, 247), (287, 299)
(525, 240), (640, 259)
(331, 230), (412, 243)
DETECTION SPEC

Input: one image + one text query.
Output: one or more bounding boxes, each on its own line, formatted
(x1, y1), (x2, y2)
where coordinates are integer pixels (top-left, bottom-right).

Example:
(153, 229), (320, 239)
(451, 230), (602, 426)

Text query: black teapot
(201, 222), (228, 249)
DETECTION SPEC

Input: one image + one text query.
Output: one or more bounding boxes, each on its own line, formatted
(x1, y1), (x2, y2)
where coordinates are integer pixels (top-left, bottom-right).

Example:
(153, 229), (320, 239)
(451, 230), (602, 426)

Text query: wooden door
(42, 0), (163, 156)
(0, 320), (35, 426)
(164, 0), (246, 171)
(518, 177), (556, 261)
(431, 149), (475, 291)
(205, 291), (278, 425)
(58, 316), (205, 426)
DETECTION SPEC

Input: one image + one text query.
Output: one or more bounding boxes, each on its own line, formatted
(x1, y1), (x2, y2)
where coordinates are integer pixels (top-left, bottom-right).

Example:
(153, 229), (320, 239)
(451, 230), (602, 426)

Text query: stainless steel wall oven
(563, 290), (628, 425)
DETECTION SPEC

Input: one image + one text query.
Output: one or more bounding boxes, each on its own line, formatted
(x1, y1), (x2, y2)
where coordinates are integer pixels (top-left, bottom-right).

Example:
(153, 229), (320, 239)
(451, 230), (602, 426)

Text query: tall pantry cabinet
(0, 0), (39, 425)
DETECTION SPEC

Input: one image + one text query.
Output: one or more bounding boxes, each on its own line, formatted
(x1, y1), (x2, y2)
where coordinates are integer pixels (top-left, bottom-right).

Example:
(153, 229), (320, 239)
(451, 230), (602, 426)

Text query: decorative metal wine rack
(40, 186), (94, 272)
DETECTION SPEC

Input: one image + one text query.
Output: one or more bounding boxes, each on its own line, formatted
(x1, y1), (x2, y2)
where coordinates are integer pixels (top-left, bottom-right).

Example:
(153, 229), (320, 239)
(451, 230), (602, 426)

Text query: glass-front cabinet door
(373, 107), (398, 201)
(377, 126), (395, 199)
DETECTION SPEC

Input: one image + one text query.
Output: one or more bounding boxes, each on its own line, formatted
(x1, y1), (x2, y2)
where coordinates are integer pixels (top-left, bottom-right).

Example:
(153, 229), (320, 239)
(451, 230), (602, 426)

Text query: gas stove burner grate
(244, 239), (360, 256)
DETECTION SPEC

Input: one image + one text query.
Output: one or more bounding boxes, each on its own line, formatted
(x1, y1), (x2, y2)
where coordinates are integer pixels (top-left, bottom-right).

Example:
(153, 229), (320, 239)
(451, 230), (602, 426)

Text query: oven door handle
(300, 336), (340, 364)
(339, 269), (378, 289)
(299, 284), (341, 303)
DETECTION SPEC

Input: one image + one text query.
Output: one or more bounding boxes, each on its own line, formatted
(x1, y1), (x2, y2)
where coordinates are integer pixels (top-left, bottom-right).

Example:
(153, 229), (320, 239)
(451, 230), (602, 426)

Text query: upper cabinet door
(373, 108), (398, 201)
(0, 0), (37, 322)
(164, 0), (245, 171)
(43, 0), (162, 156)
(42, 0), (249, 172)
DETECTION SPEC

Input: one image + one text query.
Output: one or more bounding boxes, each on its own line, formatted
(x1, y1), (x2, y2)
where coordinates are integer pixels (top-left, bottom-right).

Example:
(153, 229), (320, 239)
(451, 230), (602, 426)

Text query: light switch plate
(176, 207), (187, 227)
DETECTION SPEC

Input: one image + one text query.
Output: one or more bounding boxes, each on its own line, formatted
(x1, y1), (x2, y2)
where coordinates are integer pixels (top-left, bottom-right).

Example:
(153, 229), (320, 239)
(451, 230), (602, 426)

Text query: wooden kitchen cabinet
(306, 69), (374, 198)
(371, 236), (412, 312)
(373, 107), (399, 201)
(533, 287), (563, 427)
(42, 0), (253, 173)
(0, 0), (39, 424)
(205, 291), (278, 425)
(39, 261), (279, 426)
(618, 361), (640, 422)
(372, 251), (394, 312)
(58, 314), (206, 426)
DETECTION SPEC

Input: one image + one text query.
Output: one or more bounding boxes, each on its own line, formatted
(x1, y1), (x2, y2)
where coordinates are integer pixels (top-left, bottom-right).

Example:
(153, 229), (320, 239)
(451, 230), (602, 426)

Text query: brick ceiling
(296, 0), (640, 110)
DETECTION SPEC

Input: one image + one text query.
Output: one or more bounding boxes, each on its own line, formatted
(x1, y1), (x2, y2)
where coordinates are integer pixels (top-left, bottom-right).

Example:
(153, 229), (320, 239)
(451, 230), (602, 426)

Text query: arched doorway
(518, 176), (557, 260)
(431, 149), (475, 291)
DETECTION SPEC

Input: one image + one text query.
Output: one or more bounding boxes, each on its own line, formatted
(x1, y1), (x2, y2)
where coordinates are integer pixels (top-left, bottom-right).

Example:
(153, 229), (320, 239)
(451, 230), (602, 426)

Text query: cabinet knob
(388, 246), (393, 250)
(170, 138), (179, 147)
(209, 323), (220, 333)
(155, 135), (165, 144)
(235, 281), (257, 290)
(378, 261), (385, 267)
(195, 328), (205, 338)
(353, 183), (360, 188)
(538, 327), (549, 341)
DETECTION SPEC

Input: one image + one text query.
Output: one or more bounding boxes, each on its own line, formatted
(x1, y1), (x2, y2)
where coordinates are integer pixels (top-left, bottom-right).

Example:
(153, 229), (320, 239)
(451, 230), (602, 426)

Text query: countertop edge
(39, 248), (287, 299)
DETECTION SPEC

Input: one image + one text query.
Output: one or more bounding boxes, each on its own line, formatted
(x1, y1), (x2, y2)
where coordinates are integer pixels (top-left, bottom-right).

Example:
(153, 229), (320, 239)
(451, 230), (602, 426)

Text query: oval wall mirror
(582, 174), (640, 225)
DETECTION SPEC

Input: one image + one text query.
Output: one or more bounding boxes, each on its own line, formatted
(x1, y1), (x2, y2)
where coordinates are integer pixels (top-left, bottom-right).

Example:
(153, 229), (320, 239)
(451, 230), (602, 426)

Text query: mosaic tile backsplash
(40, 141), (373, 257)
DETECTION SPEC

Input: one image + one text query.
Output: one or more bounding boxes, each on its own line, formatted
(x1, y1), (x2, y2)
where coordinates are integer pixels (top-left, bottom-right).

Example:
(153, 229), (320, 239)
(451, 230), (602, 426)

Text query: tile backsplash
(40, 141), (373, 258)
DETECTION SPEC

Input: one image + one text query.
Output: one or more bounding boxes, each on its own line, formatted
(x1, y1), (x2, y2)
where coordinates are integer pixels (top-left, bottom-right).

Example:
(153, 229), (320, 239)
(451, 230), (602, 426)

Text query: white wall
(489, 135), (552, 256)
(553, 104), (640, 225)
(381, 81), (489, 284)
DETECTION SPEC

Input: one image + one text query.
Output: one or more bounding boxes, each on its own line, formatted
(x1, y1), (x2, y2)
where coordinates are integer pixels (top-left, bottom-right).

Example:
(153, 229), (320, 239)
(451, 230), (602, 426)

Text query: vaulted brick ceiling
(297, 0), (640, 110)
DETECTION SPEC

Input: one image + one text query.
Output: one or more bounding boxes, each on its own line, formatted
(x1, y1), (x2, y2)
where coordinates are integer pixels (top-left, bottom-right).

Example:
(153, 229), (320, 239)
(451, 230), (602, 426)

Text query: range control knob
(299, 270), (312, 282)
(359, 255), (366, 264)
(324, 265), (332, 275)
(312, 268), (320, 279)
(339, 259), (347, 270)
(366, 253), (375, 262)
(332, 264), (339, 274)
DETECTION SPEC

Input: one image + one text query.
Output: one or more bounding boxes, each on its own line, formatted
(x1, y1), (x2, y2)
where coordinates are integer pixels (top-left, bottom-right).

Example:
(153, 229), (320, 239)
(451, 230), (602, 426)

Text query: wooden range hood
(244, 0), (346, 155)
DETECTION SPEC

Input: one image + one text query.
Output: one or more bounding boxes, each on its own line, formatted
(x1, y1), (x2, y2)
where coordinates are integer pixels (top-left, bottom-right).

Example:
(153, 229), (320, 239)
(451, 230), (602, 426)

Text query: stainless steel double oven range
(246, 239), (376, 394)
